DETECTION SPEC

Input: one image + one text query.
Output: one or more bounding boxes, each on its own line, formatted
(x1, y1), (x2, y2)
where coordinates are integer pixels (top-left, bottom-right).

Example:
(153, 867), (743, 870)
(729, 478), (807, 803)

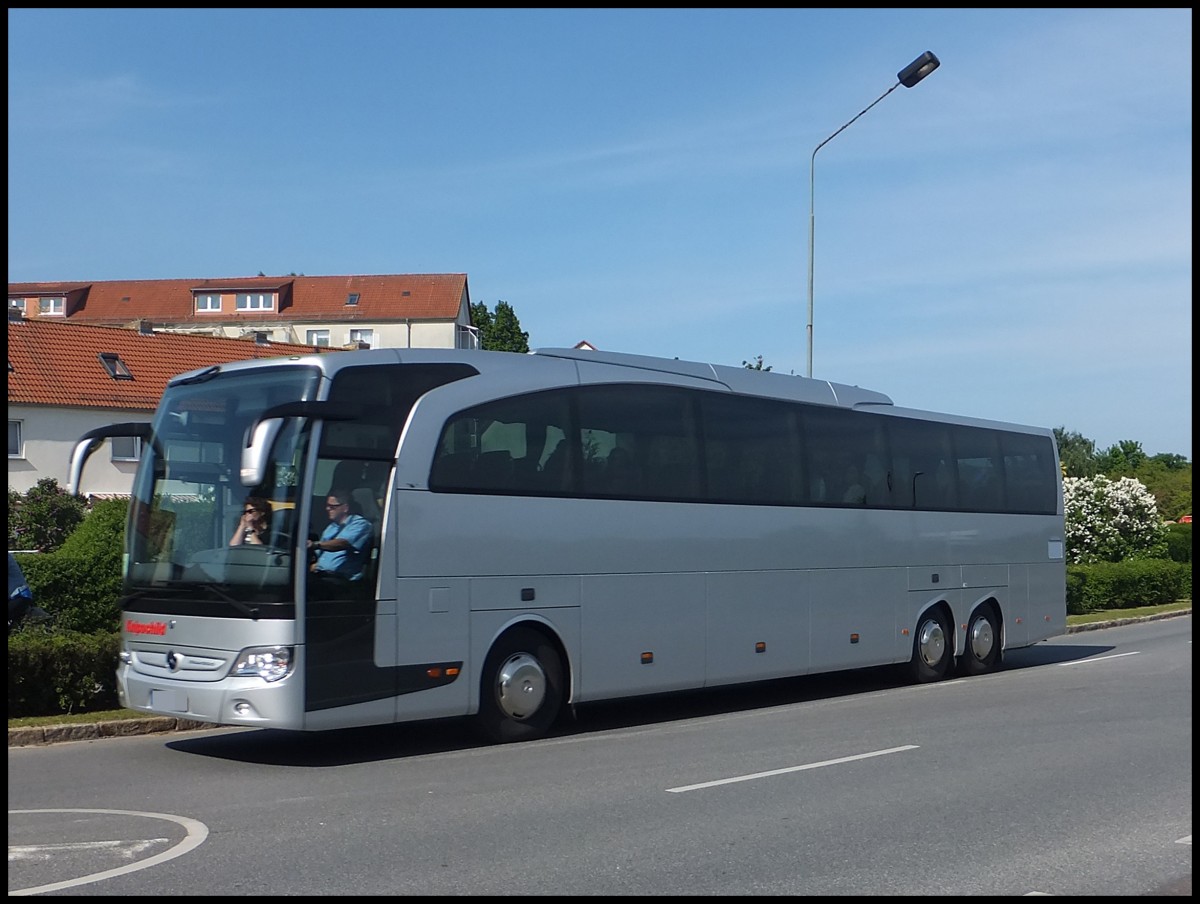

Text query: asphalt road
(8, 616), (1191, 896)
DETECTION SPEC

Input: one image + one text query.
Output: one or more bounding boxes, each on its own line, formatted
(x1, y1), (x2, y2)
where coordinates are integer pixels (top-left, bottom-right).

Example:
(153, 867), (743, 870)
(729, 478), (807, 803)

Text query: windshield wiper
(198, 583), (261, 620)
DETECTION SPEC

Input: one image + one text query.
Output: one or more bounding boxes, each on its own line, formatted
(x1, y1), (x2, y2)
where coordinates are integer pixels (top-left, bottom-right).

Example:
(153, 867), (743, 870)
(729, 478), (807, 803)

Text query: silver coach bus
(70, 347), (1066, 743)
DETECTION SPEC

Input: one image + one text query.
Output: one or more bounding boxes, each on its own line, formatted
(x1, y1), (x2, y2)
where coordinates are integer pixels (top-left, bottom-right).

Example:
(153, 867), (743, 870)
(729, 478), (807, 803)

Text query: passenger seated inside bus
(228, 495), (273, 546)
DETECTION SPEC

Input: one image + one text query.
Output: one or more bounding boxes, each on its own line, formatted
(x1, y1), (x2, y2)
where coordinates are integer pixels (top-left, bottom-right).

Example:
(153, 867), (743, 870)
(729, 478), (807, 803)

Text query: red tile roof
(7, 273), (469, 325)
(7, 316), (336, 411)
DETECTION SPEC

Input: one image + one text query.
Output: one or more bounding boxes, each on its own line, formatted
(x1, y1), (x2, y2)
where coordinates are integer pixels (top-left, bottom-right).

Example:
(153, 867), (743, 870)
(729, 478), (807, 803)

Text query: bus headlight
(230, 646), (294, 682)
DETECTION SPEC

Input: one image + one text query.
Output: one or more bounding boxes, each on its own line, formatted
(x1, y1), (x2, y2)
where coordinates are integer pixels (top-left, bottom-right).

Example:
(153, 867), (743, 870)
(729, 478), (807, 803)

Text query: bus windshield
(124, 365), (320, 613)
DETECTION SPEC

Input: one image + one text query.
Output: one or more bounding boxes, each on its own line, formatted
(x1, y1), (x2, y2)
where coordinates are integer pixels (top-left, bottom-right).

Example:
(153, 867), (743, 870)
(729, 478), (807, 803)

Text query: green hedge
(1165, 522), (1191, 563)
(1066, 558), (1192, 615)
(7, 629), (121, 718)
(12, 498), (126, 634)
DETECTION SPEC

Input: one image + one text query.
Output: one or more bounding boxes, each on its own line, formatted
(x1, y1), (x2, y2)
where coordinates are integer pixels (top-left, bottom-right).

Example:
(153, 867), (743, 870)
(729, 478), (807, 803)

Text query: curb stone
(1063, 609), (1190, 632)
(9, 716), (213, 748)
(9, 609), (1190, 747)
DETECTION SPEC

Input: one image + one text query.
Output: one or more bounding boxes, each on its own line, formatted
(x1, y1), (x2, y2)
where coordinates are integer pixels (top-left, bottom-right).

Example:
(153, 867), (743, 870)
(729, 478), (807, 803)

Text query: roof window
(98, 352), (134, 381)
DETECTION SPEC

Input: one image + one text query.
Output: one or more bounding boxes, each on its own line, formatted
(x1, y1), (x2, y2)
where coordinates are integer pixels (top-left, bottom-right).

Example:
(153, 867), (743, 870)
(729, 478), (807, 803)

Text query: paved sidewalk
(9, 609), (1190, 747)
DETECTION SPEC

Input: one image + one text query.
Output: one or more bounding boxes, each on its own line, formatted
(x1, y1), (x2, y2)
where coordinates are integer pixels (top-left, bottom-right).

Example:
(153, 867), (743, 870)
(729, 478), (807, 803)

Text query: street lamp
(805, 51), (940, 378)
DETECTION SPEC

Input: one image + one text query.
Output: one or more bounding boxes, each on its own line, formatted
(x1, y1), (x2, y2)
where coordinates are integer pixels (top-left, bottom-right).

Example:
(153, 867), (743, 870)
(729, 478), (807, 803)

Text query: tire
(908, 607), (952, 683)
(959, 604), (1002, 676)
(475, 627), (565, 744)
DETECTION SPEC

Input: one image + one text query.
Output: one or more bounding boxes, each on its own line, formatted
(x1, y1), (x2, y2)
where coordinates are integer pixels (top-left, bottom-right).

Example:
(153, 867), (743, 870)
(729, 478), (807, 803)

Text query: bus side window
(539, 439), (572, 492)
(474, 450), (514, 491)
(431, 450), (475, 490)
(863, 453), (889, 506)
(604, 446), (643, 496)
(891, 460), (915, 508)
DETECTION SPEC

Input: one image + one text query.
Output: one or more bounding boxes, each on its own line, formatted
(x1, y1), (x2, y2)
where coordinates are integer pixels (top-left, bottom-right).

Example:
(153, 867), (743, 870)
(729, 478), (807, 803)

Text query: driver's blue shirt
(313, 513), (372, 580)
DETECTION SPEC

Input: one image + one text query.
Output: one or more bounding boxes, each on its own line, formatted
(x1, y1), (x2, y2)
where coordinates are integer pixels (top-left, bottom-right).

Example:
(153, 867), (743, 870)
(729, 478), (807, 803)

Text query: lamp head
(898, 51), (940, 88)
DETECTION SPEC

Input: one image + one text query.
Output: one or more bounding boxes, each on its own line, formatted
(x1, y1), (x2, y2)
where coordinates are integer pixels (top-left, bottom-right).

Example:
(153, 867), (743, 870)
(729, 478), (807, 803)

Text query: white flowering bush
(1063, 475), (1169, 564)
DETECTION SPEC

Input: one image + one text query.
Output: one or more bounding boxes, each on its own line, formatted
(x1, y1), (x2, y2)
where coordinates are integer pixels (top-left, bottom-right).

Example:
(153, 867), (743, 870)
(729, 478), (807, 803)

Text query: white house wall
(285, 320), (463, 349)
(121, 319), (464, 350)
(8, 404), (151, 497)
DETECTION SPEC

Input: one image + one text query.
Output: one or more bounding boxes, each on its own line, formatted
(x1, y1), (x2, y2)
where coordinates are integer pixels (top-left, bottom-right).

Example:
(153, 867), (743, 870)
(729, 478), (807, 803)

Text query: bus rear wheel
(476, 627), (564, 744)
(908, 608), (952, 683)
(959, 604), (1001, 676)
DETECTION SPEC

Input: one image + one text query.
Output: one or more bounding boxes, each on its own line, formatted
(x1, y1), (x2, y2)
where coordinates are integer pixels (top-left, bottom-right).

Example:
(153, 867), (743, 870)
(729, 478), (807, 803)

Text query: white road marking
(1055, 651), (1139, 667)
(666, 744), (920, 793)
(9, 838), (168, 861)
(8, 808), (208, 896)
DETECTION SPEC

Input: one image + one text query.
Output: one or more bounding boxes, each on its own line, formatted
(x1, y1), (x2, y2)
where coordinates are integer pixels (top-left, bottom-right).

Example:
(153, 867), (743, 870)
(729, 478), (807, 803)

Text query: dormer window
(236, 292), (273, 311)
(8, 298), (25, 313)
(196, 293), (221, 312)
(38, 296), (65, 315)
(98, 352), (134, 380)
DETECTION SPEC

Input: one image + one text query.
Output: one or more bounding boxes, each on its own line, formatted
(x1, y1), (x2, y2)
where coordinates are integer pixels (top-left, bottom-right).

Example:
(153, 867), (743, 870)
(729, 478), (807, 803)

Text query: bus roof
(163, 344), (1049, 434)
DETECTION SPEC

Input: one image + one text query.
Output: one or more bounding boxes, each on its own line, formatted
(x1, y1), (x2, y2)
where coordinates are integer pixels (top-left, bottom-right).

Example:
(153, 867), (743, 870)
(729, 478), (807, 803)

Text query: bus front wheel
(908, 608), (952, 683)
(476, 627), (564, 744)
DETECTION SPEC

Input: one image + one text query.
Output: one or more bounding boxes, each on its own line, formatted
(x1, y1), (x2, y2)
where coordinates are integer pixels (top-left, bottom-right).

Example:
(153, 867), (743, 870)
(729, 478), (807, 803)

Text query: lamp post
(805, 51), (939, 378)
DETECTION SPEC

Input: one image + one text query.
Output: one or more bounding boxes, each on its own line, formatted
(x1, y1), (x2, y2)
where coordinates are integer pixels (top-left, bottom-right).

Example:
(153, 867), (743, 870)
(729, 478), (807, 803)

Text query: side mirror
(241, 418), (284, 487)
(239, 401), (363, 487)
(68, 423), (154, 495)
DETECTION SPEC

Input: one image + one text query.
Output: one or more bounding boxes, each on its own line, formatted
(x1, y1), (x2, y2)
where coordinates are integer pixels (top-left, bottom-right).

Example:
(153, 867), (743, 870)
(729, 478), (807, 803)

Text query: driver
(307, 489), (371, 580)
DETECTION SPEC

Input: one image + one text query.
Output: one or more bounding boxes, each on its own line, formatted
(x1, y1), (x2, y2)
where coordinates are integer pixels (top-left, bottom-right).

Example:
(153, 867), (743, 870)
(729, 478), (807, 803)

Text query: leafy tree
(1053, 427), (1098, 478)
(1096, 439), (1148, 476)
(742, 356), (772, 371)
(470, 300), (529, 353)
(1054, 427), (1190, 518)
(1137, 462), (1192, 521)
(1148, 452), (1190, 471)
(7, 478), (86, 552)
(1063, 475), (1168, 564)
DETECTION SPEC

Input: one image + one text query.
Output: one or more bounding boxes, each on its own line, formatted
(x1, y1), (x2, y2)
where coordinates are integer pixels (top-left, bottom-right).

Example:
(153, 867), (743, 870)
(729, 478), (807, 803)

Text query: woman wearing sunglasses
(229, 496), (272, 546)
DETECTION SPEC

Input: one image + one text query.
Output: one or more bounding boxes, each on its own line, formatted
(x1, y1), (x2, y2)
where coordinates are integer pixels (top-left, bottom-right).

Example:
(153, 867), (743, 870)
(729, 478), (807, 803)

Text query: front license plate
(150, 689), (187, 712)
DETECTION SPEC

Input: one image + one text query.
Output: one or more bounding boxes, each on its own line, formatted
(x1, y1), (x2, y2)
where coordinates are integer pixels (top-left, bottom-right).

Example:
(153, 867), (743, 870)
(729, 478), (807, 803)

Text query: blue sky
(8, 9), (1192, 459)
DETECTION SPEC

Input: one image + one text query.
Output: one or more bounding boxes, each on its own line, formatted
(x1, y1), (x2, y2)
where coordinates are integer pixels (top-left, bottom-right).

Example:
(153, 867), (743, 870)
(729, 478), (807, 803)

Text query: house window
(196, 293), (221, 312)
(306, 329), (331, 347)
(236, 293), (273, 311)
(111, 436), (142, 462)
(8, 298), (25, 313)
(38, 297), (65, 315)
(98, 352), (134, 380)
(8, 420), (22, 458)
(345, 293), (360, 306)
(349, 328), (374, 348)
